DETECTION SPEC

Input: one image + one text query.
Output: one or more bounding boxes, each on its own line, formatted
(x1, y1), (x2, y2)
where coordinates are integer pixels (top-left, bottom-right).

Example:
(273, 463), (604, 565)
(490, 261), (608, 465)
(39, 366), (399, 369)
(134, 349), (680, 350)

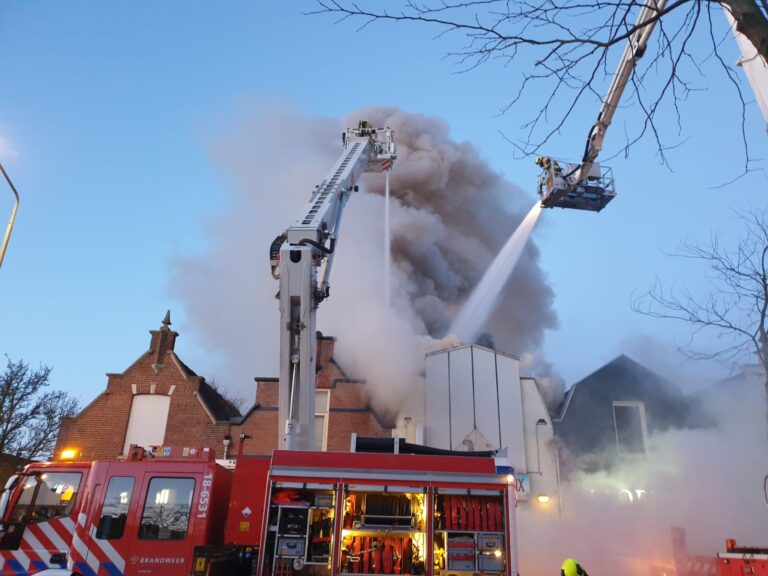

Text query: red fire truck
(0, 441), (518, 576)
(717, 540), (768, 576)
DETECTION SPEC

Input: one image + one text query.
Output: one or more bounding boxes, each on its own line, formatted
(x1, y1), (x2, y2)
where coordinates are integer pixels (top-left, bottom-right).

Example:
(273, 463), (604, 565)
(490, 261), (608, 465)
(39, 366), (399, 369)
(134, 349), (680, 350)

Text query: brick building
(54, 313), (392, 460)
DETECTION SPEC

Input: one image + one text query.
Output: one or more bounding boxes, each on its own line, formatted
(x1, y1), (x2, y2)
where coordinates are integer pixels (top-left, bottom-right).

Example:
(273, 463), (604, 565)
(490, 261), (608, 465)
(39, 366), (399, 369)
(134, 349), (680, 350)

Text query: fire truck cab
(0, 461), (90, 574)
(66, 445), (233, 576)
(0, 446), (236, 576)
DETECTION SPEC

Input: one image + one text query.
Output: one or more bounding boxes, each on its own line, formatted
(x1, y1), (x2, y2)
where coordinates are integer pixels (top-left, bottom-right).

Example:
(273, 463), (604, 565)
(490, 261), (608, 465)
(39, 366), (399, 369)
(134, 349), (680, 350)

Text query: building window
(123, 394), (171, 455)
(138, 477), (195, 540)
(97, 476), (135, 540)
(612, 401), (648, 455)
(315, 389), (330, 451)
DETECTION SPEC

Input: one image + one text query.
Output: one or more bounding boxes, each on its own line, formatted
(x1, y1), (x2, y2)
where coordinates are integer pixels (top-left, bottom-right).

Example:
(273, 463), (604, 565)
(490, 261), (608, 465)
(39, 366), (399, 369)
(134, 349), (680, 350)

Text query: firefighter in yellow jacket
(535, 155), (562, 175)
(561, 558), (589, 576)
(535, 155), (563, 199)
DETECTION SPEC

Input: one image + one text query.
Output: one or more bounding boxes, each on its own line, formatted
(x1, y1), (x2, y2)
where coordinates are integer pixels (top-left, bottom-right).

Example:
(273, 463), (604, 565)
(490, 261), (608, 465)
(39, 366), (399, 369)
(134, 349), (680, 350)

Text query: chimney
(149, 310), (178, 372)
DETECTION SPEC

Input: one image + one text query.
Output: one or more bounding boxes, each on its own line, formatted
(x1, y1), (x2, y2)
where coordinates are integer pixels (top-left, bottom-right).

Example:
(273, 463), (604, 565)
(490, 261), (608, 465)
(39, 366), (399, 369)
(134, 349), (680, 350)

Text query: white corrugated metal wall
(425, 345), (525, 468)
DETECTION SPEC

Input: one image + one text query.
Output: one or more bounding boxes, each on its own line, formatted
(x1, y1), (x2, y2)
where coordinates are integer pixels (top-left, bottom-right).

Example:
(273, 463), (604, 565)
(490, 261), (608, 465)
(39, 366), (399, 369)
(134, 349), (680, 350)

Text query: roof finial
(161, 310), (171, 331)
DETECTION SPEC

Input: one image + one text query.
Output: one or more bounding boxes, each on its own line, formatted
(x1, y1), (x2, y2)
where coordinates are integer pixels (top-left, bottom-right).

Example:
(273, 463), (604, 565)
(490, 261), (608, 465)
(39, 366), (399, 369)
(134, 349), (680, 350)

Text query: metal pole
(554, 446), (563, 517)
(384, 170), (391, 304)
(0, 162), (20, 269)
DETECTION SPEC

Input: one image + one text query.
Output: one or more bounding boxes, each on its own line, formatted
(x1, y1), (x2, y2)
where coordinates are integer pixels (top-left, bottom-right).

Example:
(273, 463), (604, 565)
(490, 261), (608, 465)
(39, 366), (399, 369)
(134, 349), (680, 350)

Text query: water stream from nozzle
(449, 201), (543, 343)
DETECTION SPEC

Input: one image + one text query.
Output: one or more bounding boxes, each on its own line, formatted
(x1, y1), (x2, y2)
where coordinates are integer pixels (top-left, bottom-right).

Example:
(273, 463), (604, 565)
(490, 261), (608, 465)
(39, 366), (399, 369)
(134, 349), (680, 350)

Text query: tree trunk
(720, 0), (768, 63)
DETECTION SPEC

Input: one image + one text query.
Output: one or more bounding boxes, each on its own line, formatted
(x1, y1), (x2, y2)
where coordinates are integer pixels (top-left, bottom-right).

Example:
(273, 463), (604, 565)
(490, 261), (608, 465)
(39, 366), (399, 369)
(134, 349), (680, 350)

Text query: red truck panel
(271, 450), (498, 475)
(720, 554), (768, 576)
(223, 457), (270, 546)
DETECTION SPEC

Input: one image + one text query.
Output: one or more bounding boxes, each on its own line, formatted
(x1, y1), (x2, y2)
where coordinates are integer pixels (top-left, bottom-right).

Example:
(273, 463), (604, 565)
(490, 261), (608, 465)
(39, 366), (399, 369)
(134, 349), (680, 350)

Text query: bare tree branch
(308, 0), (767, 178)
(0, 357), (79, 460)
(632, 206), (768, 426)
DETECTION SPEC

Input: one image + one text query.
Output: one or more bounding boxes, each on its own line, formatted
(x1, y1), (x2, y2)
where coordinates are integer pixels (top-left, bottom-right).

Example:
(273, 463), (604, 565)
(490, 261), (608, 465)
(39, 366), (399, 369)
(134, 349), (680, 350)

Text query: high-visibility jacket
(541, 157), (561, 173)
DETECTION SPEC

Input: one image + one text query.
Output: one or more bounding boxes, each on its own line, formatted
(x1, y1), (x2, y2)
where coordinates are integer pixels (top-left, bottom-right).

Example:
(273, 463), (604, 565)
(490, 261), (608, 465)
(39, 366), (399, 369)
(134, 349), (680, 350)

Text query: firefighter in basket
(535, 156), (562, 175)
(536, 156), (563, 199)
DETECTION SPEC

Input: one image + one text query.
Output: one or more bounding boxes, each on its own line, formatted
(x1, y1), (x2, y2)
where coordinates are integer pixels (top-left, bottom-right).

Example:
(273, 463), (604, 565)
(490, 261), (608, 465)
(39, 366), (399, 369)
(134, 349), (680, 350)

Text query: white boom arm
(270, 123), (395, 451)
(723, 6), (768, 132)
(537, 0), (667, 211)
(540, 0), (764, 211)
(574, 0), (667, 183)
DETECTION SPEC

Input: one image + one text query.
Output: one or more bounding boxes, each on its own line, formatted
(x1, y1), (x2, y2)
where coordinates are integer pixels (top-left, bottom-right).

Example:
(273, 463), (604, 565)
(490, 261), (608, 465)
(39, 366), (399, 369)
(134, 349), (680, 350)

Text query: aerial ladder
(269, 121), (396, 450)
(537, 0), (667, 212)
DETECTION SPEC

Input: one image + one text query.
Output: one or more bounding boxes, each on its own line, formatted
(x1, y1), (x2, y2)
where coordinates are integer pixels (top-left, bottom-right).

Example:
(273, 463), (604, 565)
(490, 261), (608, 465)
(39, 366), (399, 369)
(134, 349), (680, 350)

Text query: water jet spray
(450, 201), (543, 343)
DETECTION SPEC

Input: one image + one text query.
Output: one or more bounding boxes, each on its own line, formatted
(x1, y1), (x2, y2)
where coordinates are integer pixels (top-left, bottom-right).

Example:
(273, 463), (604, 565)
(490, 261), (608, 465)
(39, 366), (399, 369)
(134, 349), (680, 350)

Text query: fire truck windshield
(9, 472), (82, 525)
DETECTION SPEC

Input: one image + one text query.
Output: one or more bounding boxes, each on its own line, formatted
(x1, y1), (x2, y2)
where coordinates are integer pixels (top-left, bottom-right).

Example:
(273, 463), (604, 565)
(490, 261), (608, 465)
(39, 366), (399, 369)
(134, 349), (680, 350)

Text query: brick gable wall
(54, 320), (392, 461)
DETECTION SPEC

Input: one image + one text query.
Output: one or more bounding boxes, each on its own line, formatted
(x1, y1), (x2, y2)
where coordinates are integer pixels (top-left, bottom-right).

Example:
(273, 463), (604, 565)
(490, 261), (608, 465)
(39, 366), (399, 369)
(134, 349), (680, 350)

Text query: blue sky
(1, 1), (765, 407)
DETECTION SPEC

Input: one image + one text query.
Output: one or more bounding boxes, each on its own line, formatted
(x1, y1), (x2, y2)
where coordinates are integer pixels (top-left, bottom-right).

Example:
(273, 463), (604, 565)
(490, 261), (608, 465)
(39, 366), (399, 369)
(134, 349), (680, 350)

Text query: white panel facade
(123, 394), (171, 454)
(448, 348), (475, 450)
(426, 344), (525, 456)
(496, 354), (526, 469)
(472, 347), (503, 449)
(520, 377), (558, 496)
(425, 353), (451, 450)
(424, 345), (563, 572)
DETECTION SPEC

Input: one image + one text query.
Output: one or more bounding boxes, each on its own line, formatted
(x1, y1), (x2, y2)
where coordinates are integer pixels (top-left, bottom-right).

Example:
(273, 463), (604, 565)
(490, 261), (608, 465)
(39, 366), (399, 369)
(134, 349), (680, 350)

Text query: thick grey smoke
(171, 104), (339, 403)
(171, 103), (558, 413)
(520, 353), (568, 410)
(518, 366), (768, 576)
(346, 107), (557, 352)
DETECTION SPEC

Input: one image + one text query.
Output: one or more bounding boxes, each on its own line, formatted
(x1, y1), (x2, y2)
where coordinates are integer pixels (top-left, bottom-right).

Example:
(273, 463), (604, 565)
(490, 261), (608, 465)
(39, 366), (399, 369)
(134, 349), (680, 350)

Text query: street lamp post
(0, 162), (20, 269)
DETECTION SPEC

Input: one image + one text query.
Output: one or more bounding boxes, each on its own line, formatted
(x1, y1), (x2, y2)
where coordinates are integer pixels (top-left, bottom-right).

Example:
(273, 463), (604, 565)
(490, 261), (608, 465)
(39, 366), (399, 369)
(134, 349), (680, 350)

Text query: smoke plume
(518, 366), (768, 576)
(520, 353), (567, 410)
(171, 104), (558, 413)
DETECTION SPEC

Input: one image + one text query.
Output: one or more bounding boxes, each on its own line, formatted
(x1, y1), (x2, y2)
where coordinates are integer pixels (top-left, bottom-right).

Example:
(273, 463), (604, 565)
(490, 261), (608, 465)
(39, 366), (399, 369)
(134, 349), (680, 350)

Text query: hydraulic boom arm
(577, 0), (667, 183)
(270, 122), (395, 451)
(537, 0), (666, 212)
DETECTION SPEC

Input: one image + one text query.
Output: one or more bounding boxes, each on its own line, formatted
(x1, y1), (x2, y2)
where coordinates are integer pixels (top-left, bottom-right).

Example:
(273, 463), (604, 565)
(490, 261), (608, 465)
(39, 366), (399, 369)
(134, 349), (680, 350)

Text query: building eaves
(553, 353), (675, 422)
(62, 392), (109, 422)
(425, 343), (519, 361)
(106, 351), (152, 378)
(330, 357), (351, 381)
(171, 352), (198, 378)
(520, 377), (556, 424)
(229, 403), (261, 424)
(552, 386), (576, 422)
(197, 380), (242, 421)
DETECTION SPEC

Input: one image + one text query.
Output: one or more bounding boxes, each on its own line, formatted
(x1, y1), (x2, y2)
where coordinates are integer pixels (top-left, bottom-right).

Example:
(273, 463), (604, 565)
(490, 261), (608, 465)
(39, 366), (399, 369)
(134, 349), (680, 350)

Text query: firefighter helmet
(535, 156), (544, 166)
(561, 559), (587, 576)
